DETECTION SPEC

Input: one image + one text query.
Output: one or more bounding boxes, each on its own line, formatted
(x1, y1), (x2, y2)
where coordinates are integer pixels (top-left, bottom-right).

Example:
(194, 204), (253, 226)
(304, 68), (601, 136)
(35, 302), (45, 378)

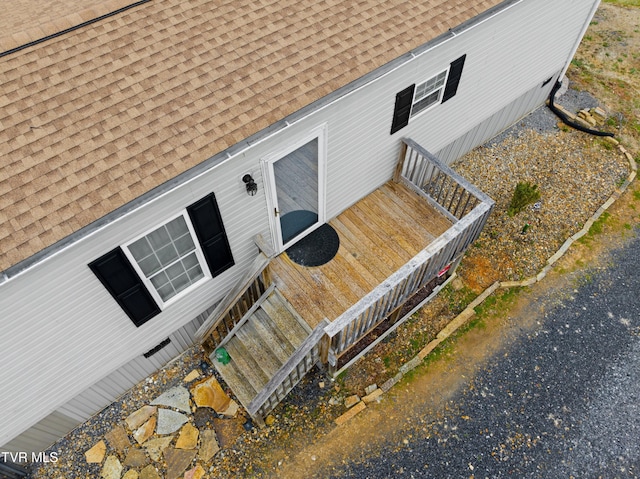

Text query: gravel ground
(454, 87), (629, 287)
(32, 85), (632, 478)
(325, 229), (640, 479)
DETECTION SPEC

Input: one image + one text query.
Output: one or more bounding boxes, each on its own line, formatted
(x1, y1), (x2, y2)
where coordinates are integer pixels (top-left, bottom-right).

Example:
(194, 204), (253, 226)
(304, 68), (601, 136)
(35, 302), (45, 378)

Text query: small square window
(411, 69), (448, 118)
(125, 213), (208, 305)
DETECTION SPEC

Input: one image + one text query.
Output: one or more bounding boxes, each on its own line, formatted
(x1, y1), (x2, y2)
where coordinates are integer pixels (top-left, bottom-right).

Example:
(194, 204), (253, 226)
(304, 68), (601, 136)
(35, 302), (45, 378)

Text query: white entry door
(263, 126), (326, 253)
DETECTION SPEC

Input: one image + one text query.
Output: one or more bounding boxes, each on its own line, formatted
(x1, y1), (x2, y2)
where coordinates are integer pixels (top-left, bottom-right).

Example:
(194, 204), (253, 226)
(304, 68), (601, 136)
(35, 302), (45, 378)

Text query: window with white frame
(411, 70), (448, 117)
(127, 214), (206, 303)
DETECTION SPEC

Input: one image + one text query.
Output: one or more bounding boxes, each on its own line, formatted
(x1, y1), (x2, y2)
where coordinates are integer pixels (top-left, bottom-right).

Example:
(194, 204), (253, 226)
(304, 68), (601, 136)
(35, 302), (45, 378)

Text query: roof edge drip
(0, 0), (151, 58)
(0, 0), (519, 283)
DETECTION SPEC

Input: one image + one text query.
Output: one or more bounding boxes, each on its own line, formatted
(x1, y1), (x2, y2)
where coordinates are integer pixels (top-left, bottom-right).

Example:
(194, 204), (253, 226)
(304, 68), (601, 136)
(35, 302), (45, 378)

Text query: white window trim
(122, 210), (211, 308)
(410, 66), (451, 121)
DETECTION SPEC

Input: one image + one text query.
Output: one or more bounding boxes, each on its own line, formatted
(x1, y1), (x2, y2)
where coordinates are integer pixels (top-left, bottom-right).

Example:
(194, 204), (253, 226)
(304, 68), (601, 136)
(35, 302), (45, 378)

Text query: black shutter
(390, 84), (416, 134)
(442, 54), (466, 103)
(89, 248), (160, 327)
(187, 193), (234, 277)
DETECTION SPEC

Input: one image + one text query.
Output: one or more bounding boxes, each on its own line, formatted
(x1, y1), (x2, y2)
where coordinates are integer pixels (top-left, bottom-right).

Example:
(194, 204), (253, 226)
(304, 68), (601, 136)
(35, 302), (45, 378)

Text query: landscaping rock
(191, 376), (231, 413)
(344, 395), (360, 409)
(123, 448), (149, 468)
(105, 425), (131, 455)
(143, 436), (173, 462)
(156, 409), (189, 435)
(139, 464), (161, 479)
(150, 386), (191, 413)
(125, 406), (157, 431)
(198, 429), (220, 462)
(164, 448), (196, 479)
(133, 416), (156, 445)
(101, 455), (122, 479)
(85, 440), (107, 464)
(175, 423), (199, 449)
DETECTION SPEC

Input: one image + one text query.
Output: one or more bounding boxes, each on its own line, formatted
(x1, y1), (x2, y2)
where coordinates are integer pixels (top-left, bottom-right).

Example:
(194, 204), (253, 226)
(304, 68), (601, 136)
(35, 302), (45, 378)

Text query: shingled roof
(0, 0), (502, 273)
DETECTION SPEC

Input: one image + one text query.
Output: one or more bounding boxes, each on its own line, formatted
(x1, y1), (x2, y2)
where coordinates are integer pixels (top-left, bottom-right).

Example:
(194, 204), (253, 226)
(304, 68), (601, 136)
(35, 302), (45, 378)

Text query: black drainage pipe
(547, 80), (614, 137)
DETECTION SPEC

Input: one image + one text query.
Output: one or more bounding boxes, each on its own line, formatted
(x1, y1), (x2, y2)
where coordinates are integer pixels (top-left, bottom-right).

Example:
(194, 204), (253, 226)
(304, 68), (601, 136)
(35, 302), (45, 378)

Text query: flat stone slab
(123, 471), (139, 479)
(175, 423), (199, 449)
(157, 409), (189, 435)
(139, 465), (161, 479)
(101, 455), (122, 479)
(183, 369), (201, 382)
(105, 425), (131, 454)
(150, 386), (191, 413)
(220, 399), (239, 418)
(133, 416), (156, 445)
(143, 436), (173, 462)
(344, 395), (360, 409)
(212, 417), (245, 449)
(123, 448), (149, 468)
(85, 440), (107, 464)
(191, 377), (231, 413)
(198, 429), (220, 462)
(335, 401), (366, 426)
(164, 448), (196, 479)
(125, 405), (157, 431)
(184, 464), (206, 479)
(362, 389), (383, 404)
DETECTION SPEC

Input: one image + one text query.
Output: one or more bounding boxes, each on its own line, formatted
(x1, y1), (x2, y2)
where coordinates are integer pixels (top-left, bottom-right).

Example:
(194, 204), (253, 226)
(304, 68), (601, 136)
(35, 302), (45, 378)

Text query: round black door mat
(285, 223), (340, 267)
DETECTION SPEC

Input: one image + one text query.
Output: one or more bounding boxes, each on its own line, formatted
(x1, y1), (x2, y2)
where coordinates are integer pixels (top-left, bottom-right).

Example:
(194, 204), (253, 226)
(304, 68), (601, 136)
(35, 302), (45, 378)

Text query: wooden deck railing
(323, 139), (494, 373)
(247, 319), (330, 423)
(196, 252), (272, 354)
(395, 138), (492, 221)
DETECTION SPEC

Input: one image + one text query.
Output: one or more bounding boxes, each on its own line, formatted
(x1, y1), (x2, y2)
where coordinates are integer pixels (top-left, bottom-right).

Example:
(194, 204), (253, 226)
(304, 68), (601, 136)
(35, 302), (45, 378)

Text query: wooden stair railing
(196, 252), (272, 355)
(246, 318), (330, 426)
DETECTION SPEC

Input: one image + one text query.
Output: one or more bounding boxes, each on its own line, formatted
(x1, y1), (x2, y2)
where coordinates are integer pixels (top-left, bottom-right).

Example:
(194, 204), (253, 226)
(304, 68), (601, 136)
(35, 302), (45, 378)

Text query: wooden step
(251, 308), (296, 363)
(223, 338), (270, 391)
(262, 290), (311, 347)
(211, 354), (258, 408)
(235, 320), (283, 378)
(210, 286), (315, 418)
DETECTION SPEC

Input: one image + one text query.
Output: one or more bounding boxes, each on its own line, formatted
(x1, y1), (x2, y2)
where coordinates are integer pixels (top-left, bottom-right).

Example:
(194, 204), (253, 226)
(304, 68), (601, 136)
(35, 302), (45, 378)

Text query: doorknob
(274, 208), (280, 217)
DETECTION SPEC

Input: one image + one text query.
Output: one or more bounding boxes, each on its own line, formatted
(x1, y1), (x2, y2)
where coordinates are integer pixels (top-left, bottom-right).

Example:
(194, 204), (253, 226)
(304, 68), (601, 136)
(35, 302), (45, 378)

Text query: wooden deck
(269, 180), (453, 329)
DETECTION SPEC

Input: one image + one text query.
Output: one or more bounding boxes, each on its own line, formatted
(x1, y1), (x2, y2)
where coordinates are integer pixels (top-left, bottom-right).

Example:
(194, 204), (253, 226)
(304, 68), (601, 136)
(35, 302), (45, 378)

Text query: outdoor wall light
(242, 174), (258, 196)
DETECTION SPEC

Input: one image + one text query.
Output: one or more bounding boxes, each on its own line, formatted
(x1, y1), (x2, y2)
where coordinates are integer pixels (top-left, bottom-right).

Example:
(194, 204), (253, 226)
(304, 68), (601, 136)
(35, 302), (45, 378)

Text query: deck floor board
(270, 180), (453, 328)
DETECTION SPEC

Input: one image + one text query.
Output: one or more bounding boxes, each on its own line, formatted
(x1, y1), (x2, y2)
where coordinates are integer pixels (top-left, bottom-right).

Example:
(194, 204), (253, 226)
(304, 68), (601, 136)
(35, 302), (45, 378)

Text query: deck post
(393, 141), (408, 182)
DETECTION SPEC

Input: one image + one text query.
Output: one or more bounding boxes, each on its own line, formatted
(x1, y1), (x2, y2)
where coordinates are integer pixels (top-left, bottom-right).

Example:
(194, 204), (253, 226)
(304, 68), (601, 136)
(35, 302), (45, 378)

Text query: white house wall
(0, 0), (598, 451)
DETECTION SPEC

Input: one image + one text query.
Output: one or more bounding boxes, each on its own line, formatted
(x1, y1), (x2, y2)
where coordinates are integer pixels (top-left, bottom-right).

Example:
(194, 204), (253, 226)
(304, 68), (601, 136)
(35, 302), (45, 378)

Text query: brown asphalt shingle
(0, 0), (502, 272)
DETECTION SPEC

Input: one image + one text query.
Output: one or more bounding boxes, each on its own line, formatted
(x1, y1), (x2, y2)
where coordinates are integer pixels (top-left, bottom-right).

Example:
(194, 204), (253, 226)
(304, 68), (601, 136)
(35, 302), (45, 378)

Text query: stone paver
(105, 425), (131, 454)
(125, 405), (157, 430)
(184, 464), (206, 479)
(198, 429), (220, 462)
(123, 471), (139, 479)
(157, 409), (189, 435)
(191, 377), (231, 413)
(150, 386), (191, 413)
(183, 370), (201, 382)
(164, 448), (196, 479)
(212, 417), (245, 449)
(175, 423), (199, 449)
(335, 401), (366, 426)
(143, 436), (173, 462)
(123, 448), (149, 468)
(85, 440), (107, 464)
(139, 464), (161, 479)
(133, 416), (156, 445)
(101, 455), (122, 479)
